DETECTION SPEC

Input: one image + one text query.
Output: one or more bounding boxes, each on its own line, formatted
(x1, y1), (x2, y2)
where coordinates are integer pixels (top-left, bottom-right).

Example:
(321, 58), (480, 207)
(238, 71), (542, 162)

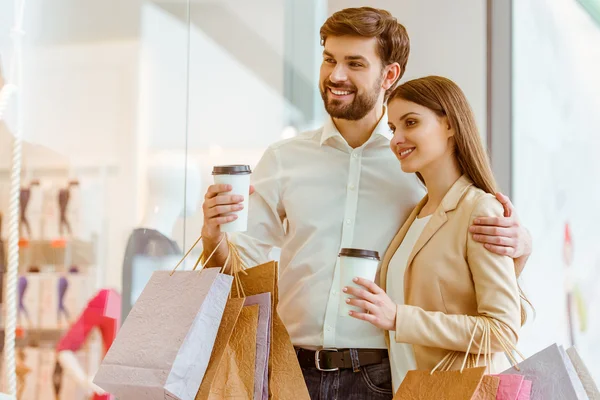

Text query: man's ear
(382, 62), (401, 91)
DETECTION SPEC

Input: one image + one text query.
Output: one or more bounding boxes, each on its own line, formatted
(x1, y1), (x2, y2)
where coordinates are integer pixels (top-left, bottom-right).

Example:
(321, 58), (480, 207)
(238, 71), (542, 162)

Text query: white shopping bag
(93, 267), (233, 400)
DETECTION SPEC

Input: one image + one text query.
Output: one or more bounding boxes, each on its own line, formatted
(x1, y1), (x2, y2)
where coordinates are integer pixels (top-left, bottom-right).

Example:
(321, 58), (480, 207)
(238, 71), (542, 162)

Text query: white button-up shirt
(231, 111), (425, 349)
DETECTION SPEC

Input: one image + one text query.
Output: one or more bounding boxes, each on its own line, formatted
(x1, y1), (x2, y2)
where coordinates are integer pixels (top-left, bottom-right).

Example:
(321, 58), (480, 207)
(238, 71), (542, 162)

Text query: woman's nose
(392, 131), (406, 146)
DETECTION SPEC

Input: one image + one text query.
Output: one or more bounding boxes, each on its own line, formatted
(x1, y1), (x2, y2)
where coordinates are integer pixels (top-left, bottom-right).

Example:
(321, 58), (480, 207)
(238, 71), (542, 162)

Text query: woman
(344, 76), (526, 392)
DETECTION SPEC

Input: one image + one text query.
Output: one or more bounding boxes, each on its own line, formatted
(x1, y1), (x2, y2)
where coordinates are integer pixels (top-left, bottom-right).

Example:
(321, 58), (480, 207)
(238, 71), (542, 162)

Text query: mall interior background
(0, 0), (598, 397)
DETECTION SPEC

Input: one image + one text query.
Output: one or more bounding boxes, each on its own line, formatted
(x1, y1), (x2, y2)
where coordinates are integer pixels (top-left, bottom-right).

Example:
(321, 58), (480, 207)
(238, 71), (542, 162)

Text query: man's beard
(320, 74), (384, 121)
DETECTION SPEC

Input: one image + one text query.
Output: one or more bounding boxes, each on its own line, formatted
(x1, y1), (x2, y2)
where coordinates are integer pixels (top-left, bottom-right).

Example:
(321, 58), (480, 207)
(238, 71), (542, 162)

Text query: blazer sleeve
(394, 194), (521, 354)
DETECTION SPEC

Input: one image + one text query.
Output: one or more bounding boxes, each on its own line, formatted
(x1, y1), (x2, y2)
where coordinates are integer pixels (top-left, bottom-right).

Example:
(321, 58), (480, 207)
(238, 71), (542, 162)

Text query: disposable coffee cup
(338, 248), (381, 317)
(212, 165), (252, 232)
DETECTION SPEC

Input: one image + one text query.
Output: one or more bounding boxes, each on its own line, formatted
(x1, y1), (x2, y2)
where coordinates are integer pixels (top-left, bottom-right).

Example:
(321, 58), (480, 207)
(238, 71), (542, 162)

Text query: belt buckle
(315, 348), (339, 372)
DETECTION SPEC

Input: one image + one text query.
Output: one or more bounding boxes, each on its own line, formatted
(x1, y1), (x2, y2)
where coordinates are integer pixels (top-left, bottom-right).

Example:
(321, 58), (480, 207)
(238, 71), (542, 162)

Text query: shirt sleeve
(229, 145), (286, 267)
(394, 194), (521, 354)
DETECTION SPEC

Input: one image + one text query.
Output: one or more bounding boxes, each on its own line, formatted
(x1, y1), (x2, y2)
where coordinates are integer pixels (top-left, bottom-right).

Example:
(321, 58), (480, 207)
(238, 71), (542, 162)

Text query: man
(201, 7), (531, 399)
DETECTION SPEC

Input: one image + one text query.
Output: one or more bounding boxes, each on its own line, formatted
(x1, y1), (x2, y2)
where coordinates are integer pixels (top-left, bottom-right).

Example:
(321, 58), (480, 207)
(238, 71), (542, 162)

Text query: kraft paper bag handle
(486, 317), (526, 364)
(473, 317), (524, 371)
(433, 316), (526, 375)
(169, 234), (222, 275)
(202, 236), (250, 298)
(432, 318), (486, 374)
(171, 234), (249, 299)
(224, 239), (248, 298)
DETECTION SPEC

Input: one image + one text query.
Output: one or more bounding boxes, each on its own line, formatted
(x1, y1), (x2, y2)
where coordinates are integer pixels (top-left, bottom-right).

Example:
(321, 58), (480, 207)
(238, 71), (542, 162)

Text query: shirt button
(352, 153), (358, 158)
(326, 326), (332, 332)
(332, 290), (338, 295)
(349, 184), (356, 190)
(346, 219), (352, 225)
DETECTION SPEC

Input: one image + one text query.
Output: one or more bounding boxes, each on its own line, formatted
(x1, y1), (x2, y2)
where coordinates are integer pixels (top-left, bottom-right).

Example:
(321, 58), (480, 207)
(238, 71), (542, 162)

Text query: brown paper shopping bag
(197, 293), (271, 400)
(209, 304), (260, 399)
(474, 376), (502, 400)
(195, 237), (308, 400)
(196, 298), (245, 399)
(195, 237), (272, 400)
(230, 260), (310, 400)
(394, 317), (512, 400)
(397, 366), (488, 399)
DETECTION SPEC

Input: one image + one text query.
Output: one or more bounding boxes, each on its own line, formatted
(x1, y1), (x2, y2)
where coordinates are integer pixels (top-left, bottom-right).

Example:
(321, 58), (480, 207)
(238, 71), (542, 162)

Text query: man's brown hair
(320, 7), (410, 97)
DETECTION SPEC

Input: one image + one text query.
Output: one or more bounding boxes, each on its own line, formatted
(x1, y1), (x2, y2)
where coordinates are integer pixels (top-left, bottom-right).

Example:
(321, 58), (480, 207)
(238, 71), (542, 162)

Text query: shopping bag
(566, 347), (600, 399)
(230, 260), (310, 400)
(560, 345), (590, 399)
(195, 238), (308, 399)
(517, 380), (532, 400)
(197, 293), (271, 400)
(244, 293), (272, 400)
(196, 237), (273, 400)
(395, 317), (502, 399)
(474, 375), (502, 400)
(93, 267), (233, 400)
(396, 366), (489, 399)
(503, 343), (589, 399)
(492, 374), (524, 399)
(491, 374), (532, 399)
(196, 297), (245, 400)
(210, 303), (260, 399)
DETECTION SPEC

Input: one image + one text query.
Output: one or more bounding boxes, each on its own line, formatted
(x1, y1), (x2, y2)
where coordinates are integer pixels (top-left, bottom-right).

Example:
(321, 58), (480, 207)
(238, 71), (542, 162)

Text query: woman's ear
(443, 116), (454, 137)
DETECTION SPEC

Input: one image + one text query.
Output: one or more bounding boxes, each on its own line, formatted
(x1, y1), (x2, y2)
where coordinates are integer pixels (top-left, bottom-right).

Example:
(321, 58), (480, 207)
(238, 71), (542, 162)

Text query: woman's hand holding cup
(345, 278), (397, 331)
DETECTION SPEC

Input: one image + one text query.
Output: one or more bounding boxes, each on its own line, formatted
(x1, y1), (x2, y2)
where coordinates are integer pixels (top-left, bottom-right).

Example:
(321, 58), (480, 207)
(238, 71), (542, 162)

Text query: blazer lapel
(403, 175), (474, 301)
(405, 213), (446, 274)
(377, 196), (427, 292)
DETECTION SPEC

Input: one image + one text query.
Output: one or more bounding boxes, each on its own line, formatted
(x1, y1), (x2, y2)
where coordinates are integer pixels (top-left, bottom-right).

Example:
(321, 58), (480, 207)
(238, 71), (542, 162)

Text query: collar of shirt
(319, 107), (393, 147)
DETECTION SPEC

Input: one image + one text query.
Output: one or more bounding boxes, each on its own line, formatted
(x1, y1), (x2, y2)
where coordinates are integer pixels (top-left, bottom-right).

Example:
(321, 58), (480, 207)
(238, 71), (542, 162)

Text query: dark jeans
(301, 358), (394, 400)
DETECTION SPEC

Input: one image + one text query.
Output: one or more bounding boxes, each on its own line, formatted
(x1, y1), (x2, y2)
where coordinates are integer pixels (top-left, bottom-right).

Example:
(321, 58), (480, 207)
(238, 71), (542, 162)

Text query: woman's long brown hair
(389, 76), (531, 325)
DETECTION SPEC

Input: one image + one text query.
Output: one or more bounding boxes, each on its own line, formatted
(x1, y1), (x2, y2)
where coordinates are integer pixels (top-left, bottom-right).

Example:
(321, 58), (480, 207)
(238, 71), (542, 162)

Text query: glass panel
(1, 0), (328, 396)
(513, 0), (600, 382)
(0, 0), (193, 397)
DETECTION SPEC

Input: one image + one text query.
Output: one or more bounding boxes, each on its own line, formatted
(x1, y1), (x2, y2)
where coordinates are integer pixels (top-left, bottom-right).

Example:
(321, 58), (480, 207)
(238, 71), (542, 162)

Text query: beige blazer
(377, 175), (521, 373)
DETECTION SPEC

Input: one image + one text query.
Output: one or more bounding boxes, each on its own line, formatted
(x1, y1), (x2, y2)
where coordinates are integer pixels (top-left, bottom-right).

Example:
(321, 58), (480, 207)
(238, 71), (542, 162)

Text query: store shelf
(2, 238), (96, 269)
(0, 328), (67, 350)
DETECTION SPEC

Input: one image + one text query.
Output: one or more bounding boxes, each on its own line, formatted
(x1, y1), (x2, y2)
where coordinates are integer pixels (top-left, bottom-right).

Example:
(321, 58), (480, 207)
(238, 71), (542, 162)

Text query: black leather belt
(296, 348), (388, 371)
